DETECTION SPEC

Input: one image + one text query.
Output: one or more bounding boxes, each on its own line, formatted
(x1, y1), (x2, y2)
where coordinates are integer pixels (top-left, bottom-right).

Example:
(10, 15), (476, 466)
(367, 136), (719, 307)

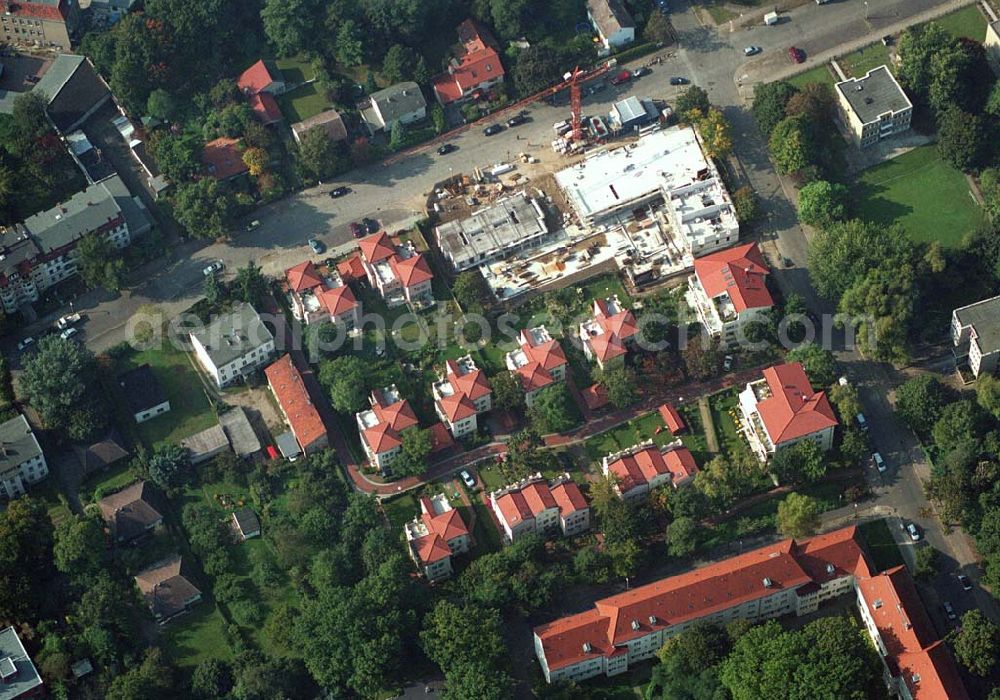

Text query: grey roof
(275, 431), (301, 459)
(102, 174), (153, 237)
(588, 0), (635, 36)
(292, 109), (348, 142)
(179, 424), (229, 464)
(612, 96), (655, 126)
(0, 626), (42, 700)
(32, 56), (111, 133)
(371, 82), (426, 124)
(98, 481), (163, 542)
(835, 66), (912, 124)
(73, 430), (129, 473)
(190, 303), (274, 368)
(31, 54), (84, 105)
(219, 406), (262, 457)
(955, 295), (1000, 353)
(435, 193), (549, 271)
(22, 180), (123, 253)
(118, 363), (168, 415)
(134, 556), (201, 620)
(0, 235), (43, 281)
(232, 507), (260, 537)
(0, 415), (43, 476)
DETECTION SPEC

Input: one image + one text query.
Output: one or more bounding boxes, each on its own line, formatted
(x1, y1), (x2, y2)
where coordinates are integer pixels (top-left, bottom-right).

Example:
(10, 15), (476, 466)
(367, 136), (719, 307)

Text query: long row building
(533, 525), (967, 699)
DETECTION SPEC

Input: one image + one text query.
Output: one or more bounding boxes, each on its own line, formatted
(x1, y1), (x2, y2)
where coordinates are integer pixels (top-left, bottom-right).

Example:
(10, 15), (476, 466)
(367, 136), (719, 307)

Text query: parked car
(17, 337), (34, 351)
(610, 70), (632, 85)
(329, 186), (350, 198)
(59, 327), (79, 340)
(744, 45), (762, 56)
(882, 35), (893, 46)
(483, 123), (504, 136)
(349, 222), (364, 238)
(506, 114), (528, 127)
(632, 66), (651, 78)
(856, 413), (869, 432)
(459, 470), (476, 489)
(56, 312), (81, 330)
(942, 601), (957, 620)
(586, 81), (607, 95)
(669, 76), (689, 85)
(723, 355), (734, 372)
(957, 574), (973, 591)
(246, 219), (261, 231)
(906, 523), (921, 541)
(361, 217), (379, 234)
(308, 238), (325, 254)
(202, 261), (224, 276)
(437, 143), (457, 155)
(788, 46), (805, 64)
(872, 452), (886, 474)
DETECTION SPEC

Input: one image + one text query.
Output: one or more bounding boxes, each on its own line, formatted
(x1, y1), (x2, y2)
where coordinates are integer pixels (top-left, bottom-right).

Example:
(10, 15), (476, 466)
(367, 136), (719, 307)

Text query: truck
(764, 11), (779, 25)
(56, 312), (81, 330)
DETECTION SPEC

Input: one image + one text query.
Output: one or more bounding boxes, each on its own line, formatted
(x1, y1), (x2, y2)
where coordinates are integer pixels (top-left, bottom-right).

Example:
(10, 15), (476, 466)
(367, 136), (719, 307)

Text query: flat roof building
(435, 193), (550, 272)
(0, 625), (43, 700)
(952, 294), (1000, 379)
(0, 415), (48, 500)
(834, 66), (912, 149)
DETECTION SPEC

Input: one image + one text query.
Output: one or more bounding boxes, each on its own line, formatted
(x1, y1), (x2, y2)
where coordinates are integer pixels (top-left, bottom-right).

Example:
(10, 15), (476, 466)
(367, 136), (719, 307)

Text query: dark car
(958, 574), (973, 591)
(483, 124), (504, 136)
(788, 46), (805, 64)
(632, 66), (651, 78)
(349, 222), (364, 238)
(610, 70), (632, 86)
(308, 238), (325, 254)
(362, 217), (379, 234)
(506, 114), (528, 127)
(437, 143), (457, 155)
(669, 76), (689, 85)
(586, 81), (607, 95)
(329, 186), (350, 198)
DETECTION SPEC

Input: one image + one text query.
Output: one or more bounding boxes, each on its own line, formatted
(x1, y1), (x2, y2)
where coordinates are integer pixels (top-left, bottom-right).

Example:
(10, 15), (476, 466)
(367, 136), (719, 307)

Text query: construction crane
(567, 66), (585, 141)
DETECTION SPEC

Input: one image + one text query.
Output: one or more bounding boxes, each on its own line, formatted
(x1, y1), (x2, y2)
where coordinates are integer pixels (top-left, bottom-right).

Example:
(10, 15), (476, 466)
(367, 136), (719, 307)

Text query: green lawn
(855, 145), (982, 248)
(705, 1), (738, 24)
(277, 83), (332, 123)
(786, 63), (836, 89)
(859, 518), (905, 572)
(931, 5), (987, 41)
(33, 479), (73, 525)
(708, 389), (746, 458)
(274, 55), (316, 85)
(123, 346), (218, 446)
(582, 404), (708, 467)
(382, 492), (420, 530)
(161, 601), (234, 668)
(839, 43), (892, 79)
(81, 462), (137, 503)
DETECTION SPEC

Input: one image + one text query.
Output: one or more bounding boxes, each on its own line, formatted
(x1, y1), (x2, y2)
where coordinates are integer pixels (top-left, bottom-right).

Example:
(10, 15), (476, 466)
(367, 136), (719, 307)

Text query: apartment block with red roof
(355, 384), (419, 474)
(432, 354), (492, 439)
(534, 526), (871, 684)
(404, 493), (471, 581)
(358, 231), (434, 310)
(579, 296), (639, 370)
(602, 439), (698, 501)
(856, 565), (969, 700)
(237, 59), (286, 125)
(489, 473), (590, 544)
(284, 260), (360, 330)
(686, 242), (774, 345)
(504, 327), (568, 407)
(265, 354), (329, 456)
(0, 0), (78, 51)
(432, 19), (505, 105)
(738, 362), (838, 463)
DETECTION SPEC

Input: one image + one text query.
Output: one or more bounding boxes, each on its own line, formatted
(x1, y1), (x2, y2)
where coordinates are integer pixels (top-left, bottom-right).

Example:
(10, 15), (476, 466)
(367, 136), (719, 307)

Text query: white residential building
(361, 81), (427, 135)
(587, 0), (635, 54)
(686, 242), (773, 345)
(489, 473), (590, 544)
(505, 327), (568, 407)
(432, 355), (492, 439)
(358, 231), (434, 309)
(356, 385), (419, 475)
(602, 440), (698, 501)
(0, 414), (48, 499)
(952, 295), (1000, 379)
(189, 303), (276, 388)
(404, 494), (472, 581)
(834, 66), (913, 149)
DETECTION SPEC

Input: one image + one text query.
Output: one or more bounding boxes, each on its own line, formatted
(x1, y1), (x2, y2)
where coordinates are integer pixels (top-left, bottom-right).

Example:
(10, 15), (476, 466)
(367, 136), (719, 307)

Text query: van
(856, 413), (868, 432)
(764, 11), (779, 25)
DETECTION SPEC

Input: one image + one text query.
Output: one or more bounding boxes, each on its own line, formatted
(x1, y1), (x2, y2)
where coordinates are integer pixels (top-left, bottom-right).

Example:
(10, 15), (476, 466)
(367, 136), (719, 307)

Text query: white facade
(952, 295), (1000, 378)
(738, 378), (835, 462)
(686, 275), (770, 344)
(134, 400), (170, 424)
(0, 416), (48, 499)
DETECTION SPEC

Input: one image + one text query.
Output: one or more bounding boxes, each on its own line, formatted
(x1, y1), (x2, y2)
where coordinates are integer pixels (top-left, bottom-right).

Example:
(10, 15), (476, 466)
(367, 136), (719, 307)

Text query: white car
(744, 46), (762, 56)
(17, 337), (35, 351)
(872, 452), (886, 473)
(906, 523), (921, 541)
(59, 327), (79, 340)
(459, 470), (476, 489)
(56, 312), (81, 329)
(203, 261), (224, 276)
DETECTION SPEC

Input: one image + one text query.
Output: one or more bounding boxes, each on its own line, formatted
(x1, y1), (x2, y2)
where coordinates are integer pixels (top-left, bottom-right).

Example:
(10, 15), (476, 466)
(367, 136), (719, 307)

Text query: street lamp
(864, 1), (869, 21)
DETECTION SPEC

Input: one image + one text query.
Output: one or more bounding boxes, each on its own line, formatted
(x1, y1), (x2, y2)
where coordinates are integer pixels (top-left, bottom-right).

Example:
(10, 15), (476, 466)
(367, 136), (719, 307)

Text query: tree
(8, 91), (50, 156)
(145, 88), (177, 122)
(20, 335), (96, 430)
(76, 232), (126, 291)
(149, 132), (203, 183)
(769, 115), (815, 174)
(453, 271), (492, 312)
(771, 440), (826, 485)
(937, 108), (987, 171)
(262, 0), (316, 56)
(491, 371), (525, 412)
(0, 497), (54, 621)
(233, 260), (268, 307)
(394, 428), (432, 476)
(666, 516), (700, 557)
(928, 39), (991, 117)
(895, 375), (952, 437)
(732, 186), (759, 224)
(105, 647), (175, 700)
(599, 367), (637, 409)
(657, 622), (731, 671)
(976, 374), (1000, 421)
(335, 19), (365, 66)
(682, 334), (722, 380)
(382, 44), (428, 85)
(297, 127), (346, 182)
(776, 492), (822, 538)
(431, 103), (446, 134)
(389, 119), (409, 152)
(421, 601), (514, 700)
(786, 343), (837, 388)
(53, 516), (105, 582)
(953, 610), (999, 676)
(785, 82), (835, 125)
(203, 273), (223, 307)
(242, 146), (269, 177)
(896, 22), (952, 100)
(808, 219), (915, 300)
(693, 107), (733, 159)
(191, 658), (233, 699)
(838, 263), (916, 364)
(148, 443), (192, 489)
(527, 383), (577, 434)
(319, 356), (369, 413)
(752, 80), (798, 136)
(676, 85), (710, 119)
(797, 180), (848, 227)
(932, 400), (986, 452)
(645, 10), (674, 43)
(913, 545), (939, 580)
(171, 179), (236, 239)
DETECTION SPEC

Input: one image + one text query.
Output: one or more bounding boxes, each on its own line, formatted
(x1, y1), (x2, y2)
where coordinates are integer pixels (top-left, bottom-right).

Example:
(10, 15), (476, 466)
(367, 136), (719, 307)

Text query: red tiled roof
(521, 481), (558, 515)
(594, 300), (639, 342)
(0, 0), (65, 21)
(694, 242), (773, 314)
(514, 363), (554, 393)
(432, 46), (504, 105)
(265, 355), (327, 451)
(522, 335), (567, 372)
(202, 137), (248, 180)
(432, 75), (465, 105)
(391, 253), (434, 288)
(362, 422), (402, 453)
(285, 261), (323, 293)
(429, 422), (455, 452)
(536, 527), (864, 672)
(338, 255), (365, 281)
(495, 491), (534, 527)
(414, 533), (452, 564)
(373, 396), (419, 433)
(663, 446), (698, 482)
(423, 505), (469, 543)
(249, 92), (283, 124)
(582, 383), (610, 411)
(587, 331), (627, 363)
(606, 445), (680, 493)
(438, 392), (477, 422)
(551, 480), (588, 514)
(449, 364), (491, 401)
(358, 231), (396, 264)
(757, 363), (838, 445)
(899, 641), (970, 700)
(238, 59), (279, 95)
(658, 404), (686, 433)
(318, 284), (357, 317)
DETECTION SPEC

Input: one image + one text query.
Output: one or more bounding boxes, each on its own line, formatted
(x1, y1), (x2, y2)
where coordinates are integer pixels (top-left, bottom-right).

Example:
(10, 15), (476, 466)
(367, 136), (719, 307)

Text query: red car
(610, 70), (632, 86)
(788, 46), (805, 64)
(349, 222), (364, 238)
